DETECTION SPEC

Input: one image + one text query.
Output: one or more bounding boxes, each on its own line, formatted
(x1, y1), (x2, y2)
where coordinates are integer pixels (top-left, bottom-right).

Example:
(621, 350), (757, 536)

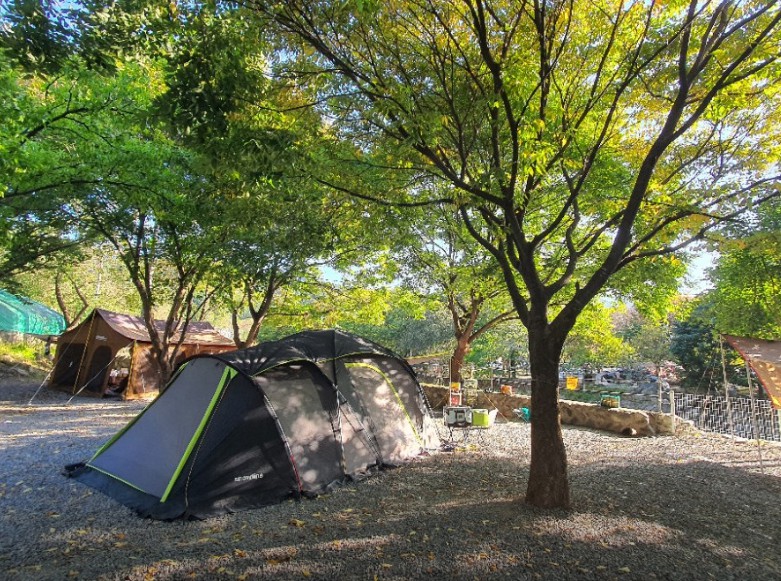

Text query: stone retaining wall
(422, 384), (676, 437)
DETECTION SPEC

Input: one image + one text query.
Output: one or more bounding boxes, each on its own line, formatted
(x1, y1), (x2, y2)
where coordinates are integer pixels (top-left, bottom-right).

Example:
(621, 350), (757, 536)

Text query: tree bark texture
(450, 334), (471, 384)
(525, 327), (570, 509)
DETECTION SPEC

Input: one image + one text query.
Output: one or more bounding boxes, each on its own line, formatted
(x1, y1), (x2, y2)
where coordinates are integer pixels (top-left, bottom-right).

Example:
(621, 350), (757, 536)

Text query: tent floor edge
(63, 465), (186, 520)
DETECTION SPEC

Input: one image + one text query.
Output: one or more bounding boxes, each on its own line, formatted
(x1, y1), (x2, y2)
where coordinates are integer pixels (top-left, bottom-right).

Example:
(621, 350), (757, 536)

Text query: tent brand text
(234, 473), (264, 482)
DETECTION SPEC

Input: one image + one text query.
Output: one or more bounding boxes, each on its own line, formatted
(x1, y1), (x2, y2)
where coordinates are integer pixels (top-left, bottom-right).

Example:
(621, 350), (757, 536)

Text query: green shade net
(0, 289), (66, 335)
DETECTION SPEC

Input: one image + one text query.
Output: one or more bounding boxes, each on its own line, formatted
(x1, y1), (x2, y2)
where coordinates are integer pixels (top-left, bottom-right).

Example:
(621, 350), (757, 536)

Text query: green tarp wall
(0, 289), (66, 336)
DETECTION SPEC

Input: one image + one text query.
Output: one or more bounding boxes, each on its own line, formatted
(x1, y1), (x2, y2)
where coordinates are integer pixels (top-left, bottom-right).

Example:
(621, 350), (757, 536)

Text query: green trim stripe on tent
(346, 362), (424, 446)
(160, 366), (238, 503)
(65, 329), (439, 520)
(88, 465), (152, 496)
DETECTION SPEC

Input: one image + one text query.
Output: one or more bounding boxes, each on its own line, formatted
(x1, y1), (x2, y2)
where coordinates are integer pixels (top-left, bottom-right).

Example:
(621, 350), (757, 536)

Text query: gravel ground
(2, 379), (781, 581)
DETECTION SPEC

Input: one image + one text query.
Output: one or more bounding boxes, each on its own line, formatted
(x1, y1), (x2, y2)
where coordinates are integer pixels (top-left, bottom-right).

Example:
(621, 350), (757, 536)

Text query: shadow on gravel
(2, 388), (781, 580)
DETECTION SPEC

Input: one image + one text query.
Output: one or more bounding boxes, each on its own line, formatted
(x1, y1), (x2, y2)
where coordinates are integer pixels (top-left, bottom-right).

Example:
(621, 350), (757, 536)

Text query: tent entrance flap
(88, 358), (231, 497)
(346, 362), (423, 446)
(160, 365), (238, 502)
(255, 364), (343, 493)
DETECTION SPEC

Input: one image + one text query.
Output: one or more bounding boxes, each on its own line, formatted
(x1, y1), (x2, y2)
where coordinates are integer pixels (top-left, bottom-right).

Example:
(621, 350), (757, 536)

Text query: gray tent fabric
(65, 330), (439, 519)
(89, 358), (230, 498)
(255, 365), (344, 489)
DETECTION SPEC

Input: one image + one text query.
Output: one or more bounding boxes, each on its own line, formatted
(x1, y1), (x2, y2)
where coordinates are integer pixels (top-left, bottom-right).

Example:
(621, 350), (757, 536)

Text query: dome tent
(65, 330), (439, 520)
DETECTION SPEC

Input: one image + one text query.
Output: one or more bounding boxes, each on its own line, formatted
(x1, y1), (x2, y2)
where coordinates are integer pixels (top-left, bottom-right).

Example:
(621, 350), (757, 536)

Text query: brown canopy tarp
(50, 309), (235, 399)
(723, 335), (781, 410)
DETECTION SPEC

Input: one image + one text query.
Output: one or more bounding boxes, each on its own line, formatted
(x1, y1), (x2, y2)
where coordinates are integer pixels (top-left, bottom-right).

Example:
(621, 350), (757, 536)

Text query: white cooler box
(443, 406), (472, 428)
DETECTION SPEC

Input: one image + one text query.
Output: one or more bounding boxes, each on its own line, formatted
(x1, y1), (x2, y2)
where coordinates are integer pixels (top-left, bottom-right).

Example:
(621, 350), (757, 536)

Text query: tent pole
(480, 392), (510, 423)
(744, 359), (765, 474)
(72, 313), (96, 396)
(719, 336), (735, 437)
(67, 351), (121, 404)
(126, 341), (138, 399)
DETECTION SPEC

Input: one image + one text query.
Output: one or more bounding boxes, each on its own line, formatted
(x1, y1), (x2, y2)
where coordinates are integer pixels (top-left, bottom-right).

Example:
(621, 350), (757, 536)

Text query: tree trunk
(232, 277), (278, 348)
(450, 334), (470, 383)
(55, 271), (89, 330)
(525, 328), (570, 509)
(139, 299), (176, 390)
(234, 312), (266, 350)
(156, 348), (174, 388)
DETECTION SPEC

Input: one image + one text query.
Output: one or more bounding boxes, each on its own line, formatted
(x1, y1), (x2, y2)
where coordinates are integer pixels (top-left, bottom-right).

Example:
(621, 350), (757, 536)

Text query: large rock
(638, 382), (659, 396)
(558, 400), (654, 436)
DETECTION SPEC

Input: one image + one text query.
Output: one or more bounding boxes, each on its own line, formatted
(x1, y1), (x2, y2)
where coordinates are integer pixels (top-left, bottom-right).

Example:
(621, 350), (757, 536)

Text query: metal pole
(71, 313), (97, 396)
(744, 360), (765, 474)
(719, 336), (735, 437)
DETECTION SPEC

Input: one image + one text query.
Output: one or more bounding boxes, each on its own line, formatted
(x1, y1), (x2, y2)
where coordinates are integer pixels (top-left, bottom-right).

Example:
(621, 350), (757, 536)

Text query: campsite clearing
(2, 379), (781, 580)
